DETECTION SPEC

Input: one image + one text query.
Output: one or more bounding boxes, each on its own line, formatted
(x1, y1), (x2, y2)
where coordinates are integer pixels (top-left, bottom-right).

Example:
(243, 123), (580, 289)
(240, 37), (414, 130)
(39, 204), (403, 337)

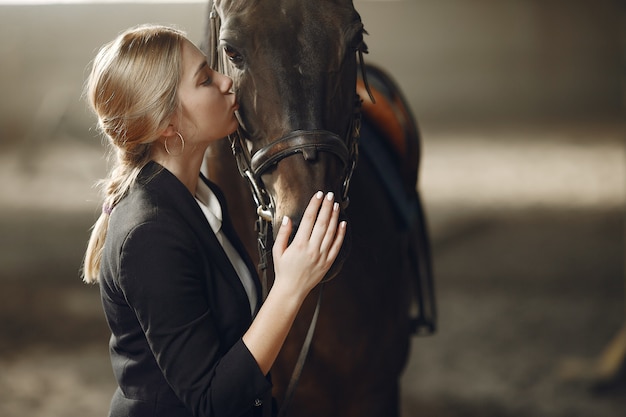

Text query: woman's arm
(242, 191), (347, 375)
(117, 219), (271, 417)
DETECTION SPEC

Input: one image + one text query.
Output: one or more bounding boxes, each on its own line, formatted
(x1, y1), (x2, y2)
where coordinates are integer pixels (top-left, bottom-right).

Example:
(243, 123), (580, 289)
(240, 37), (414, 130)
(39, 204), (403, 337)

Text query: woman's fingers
(271, 191), (347, 294)
(272, 215), (292, 257)
(307, 192), (336, 247)
(277, 190), (346, 262)
(293, 191), (325, 243)
(318, 201), (340, 253)
(326, 220), (347, 261)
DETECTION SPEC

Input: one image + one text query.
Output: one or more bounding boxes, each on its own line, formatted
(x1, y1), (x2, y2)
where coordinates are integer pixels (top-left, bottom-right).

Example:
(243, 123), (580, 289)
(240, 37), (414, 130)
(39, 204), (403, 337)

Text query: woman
(82, 24), (346, 417)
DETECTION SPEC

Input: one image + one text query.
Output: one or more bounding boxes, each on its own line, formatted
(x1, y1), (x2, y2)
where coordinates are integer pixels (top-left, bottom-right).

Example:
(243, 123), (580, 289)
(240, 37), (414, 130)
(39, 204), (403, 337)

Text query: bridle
(228, 108), (362, 263)
(228, 116), (361, 224)
(207, 6), (372, 415)
(209, 6), (371, 282)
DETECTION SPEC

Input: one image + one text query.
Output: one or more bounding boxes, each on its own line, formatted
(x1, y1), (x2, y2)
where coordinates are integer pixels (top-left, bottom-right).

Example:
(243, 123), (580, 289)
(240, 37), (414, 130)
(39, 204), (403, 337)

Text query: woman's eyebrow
(195, 61), (208, 77)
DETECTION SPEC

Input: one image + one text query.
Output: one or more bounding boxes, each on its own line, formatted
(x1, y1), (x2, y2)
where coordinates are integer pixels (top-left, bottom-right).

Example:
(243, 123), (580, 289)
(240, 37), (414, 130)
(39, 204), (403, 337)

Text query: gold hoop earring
(164, 132), (185, 156)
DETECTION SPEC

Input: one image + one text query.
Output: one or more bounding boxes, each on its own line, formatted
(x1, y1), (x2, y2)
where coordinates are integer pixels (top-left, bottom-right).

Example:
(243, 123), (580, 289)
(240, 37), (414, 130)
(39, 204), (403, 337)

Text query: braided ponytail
(82, 24), (185, 283)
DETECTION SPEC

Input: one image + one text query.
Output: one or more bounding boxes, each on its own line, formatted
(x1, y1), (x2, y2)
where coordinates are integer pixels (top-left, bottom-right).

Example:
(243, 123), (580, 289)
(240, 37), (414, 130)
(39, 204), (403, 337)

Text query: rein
(208, 6), (373, 415)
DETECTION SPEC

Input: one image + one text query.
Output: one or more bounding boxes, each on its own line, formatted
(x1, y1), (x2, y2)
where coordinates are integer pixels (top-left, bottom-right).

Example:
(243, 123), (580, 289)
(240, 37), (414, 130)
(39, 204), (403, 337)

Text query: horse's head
(208, 0), (367, 278)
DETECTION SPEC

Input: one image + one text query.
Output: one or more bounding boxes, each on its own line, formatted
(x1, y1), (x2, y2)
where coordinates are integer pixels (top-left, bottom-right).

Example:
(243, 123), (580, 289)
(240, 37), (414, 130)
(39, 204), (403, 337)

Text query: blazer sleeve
(117, 218), (271, 417)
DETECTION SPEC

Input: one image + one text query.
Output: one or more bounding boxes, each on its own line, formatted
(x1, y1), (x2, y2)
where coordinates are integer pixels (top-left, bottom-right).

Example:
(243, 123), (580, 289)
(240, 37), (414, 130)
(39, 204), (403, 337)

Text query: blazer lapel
(141, 162), (252, 314)
(202, 175), (264, 311)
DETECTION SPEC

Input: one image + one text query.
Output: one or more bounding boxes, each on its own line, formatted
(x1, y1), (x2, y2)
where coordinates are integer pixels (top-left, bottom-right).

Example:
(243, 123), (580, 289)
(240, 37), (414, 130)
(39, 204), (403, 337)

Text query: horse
(201, 1), (435, 416)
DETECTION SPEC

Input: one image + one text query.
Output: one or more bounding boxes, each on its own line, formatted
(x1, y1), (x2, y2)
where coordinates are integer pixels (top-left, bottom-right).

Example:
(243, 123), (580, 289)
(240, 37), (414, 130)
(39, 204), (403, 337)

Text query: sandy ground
(0, 119), (624, 417)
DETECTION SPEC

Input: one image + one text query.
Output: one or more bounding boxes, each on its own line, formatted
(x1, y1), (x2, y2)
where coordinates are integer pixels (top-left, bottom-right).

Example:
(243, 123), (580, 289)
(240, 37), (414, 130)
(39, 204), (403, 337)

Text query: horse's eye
(223, 45), (244, 67)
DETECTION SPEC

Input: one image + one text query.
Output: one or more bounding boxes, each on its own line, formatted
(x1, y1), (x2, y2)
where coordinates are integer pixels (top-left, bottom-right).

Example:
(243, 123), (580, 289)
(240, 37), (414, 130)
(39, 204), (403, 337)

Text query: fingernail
(333, 202), (339, 211)
(326, 192), (334, 201)
(340, 221), (347, 229)
(282, 215), (289, 225)
(316, 191), (324, 199)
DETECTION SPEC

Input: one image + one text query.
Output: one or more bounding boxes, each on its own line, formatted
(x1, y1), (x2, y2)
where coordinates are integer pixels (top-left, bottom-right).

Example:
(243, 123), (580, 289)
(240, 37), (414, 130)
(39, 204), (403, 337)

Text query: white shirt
(195, 180), (258, 316)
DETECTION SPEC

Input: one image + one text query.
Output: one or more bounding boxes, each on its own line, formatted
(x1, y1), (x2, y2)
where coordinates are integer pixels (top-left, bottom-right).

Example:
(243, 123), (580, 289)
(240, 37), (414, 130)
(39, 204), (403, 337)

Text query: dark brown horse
(201, 1), (435, 416)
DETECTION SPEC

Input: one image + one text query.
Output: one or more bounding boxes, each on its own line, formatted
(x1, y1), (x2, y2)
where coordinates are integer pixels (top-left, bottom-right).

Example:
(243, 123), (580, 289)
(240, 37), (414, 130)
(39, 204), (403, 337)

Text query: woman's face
(176, 39), (239, 143)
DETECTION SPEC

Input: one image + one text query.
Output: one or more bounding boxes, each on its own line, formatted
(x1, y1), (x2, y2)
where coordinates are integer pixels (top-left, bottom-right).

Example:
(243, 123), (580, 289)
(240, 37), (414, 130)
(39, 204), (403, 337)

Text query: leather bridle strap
(277, 283), (324, 417)
(250, 130), (350, 177)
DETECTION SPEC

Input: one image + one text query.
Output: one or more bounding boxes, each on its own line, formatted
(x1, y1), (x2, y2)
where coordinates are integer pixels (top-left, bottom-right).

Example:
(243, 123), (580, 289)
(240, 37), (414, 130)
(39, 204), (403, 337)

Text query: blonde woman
(83, 24), (346, 417)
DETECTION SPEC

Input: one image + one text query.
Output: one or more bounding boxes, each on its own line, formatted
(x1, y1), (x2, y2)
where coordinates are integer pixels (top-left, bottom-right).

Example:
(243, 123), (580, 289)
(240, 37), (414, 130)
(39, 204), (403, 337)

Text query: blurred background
(0, 0), (624, 416)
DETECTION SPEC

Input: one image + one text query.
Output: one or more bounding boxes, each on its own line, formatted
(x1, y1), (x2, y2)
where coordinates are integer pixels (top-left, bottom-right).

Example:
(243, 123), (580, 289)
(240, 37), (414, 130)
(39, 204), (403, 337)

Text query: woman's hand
(271, 191), (347, 300)
(242, 191), (346, 375)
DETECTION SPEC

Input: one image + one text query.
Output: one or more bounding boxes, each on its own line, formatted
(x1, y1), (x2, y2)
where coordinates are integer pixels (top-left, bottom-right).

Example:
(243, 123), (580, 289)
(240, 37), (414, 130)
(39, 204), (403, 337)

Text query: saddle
(357, 64), (422, 228)
(357, 64), (437, 335)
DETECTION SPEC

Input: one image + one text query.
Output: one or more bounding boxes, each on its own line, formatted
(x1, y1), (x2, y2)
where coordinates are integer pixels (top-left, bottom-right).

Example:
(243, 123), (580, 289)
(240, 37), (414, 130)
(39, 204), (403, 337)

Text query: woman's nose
(221, 73), (234, 93)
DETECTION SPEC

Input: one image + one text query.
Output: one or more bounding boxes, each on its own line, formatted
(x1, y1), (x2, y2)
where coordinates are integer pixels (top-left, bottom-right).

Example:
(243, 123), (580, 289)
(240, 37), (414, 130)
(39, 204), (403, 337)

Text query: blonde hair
(82, 24), (186, 283)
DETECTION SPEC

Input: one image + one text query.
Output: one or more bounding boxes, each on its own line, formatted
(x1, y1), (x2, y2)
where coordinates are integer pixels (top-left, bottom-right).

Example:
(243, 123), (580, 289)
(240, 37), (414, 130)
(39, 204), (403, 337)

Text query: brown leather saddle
(358, 64), (420, 196)
(357, 64), (437, 335)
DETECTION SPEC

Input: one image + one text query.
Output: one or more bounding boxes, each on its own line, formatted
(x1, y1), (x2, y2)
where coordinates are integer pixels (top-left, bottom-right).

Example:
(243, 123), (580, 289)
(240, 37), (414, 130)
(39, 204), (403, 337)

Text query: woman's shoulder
(117, 162), (193, 219)
(108, 165), (182, 237)
(103, 183), (200, 278)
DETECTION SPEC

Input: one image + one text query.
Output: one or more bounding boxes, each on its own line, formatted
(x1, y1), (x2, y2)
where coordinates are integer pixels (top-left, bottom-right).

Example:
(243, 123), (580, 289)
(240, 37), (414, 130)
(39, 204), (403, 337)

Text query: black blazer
(99, 161), (272, 417)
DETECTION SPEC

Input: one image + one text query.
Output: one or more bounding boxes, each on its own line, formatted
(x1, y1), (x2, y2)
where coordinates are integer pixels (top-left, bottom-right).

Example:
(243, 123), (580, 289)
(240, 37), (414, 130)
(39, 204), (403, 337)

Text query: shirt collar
(195, 179), (223, 233)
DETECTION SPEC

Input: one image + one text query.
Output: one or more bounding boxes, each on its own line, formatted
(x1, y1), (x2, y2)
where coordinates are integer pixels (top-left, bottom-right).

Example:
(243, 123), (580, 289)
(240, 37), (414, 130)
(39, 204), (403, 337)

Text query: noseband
(251, 130), (351, 200)
(229, 105), (361, 220)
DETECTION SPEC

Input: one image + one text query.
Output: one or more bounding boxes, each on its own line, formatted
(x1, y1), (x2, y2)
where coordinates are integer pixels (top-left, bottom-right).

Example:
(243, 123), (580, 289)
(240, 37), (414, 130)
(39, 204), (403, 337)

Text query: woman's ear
(161, 123), (177, 138)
